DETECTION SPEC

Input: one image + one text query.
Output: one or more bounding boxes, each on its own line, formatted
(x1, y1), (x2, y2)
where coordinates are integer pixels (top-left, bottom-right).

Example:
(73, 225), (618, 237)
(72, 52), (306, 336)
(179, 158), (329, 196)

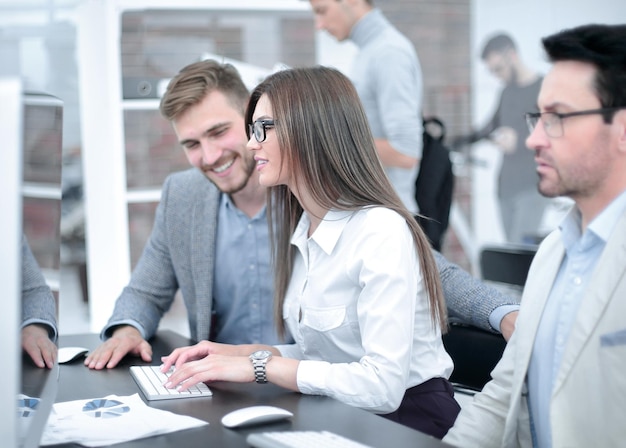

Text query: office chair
(443, 323), (506, 394)
(479, 243), (538, 287)
(444, 244), (538, 394)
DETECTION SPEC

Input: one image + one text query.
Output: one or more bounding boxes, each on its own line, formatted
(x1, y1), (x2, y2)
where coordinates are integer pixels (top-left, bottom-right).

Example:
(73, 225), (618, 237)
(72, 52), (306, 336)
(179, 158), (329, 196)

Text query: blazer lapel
(191, 186), (220, 341)
(554, 210), (626, 392)
(501, 233), (565, 443)
(517, 232), (565, 365)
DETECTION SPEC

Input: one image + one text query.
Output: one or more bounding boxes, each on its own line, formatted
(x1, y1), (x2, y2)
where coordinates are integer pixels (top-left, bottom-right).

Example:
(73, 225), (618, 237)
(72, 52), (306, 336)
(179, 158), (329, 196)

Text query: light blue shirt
(349, 9), (423, 213)
(212, 194), (279, 344)
(528, 189), (626, 447)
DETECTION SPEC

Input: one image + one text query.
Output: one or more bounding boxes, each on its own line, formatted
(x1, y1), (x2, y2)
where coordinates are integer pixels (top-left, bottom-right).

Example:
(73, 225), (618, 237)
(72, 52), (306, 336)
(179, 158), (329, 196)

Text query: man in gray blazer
(85, 59), (520, 370)
(444, 23), (626, 447)
(21, 234), (58, 368)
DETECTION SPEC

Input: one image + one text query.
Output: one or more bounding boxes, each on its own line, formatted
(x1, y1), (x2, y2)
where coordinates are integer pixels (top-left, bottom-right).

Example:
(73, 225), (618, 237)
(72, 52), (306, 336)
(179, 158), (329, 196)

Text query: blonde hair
(160, 59), (249, 121)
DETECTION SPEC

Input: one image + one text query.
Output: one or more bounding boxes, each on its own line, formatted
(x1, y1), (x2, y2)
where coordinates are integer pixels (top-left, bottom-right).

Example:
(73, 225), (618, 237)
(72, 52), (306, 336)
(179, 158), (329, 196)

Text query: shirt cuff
(101, 320), (146, 340)
(489, 304), (520, 333)
(296, 359), (332, 395)
(21, 319), (57, 342)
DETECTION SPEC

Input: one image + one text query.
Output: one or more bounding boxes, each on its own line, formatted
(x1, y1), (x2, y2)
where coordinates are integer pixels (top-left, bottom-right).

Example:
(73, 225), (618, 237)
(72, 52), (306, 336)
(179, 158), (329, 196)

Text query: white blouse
(275, 207), (453, 413)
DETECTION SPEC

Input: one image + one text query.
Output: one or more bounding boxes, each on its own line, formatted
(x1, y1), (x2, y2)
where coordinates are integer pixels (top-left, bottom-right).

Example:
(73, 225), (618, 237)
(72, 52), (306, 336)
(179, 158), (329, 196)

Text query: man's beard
(206, 156), (257, 195)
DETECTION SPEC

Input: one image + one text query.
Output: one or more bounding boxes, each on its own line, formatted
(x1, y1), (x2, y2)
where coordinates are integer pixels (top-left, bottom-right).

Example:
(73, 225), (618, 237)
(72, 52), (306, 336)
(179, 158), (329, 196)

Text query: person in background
(309, 0), (422, 213)
(85, 59), (519, 371)
(453, 32), (550, 244)
(161, 66), (460, 438)
(444, 23), (626, 447)
(21, 234), (58, 368)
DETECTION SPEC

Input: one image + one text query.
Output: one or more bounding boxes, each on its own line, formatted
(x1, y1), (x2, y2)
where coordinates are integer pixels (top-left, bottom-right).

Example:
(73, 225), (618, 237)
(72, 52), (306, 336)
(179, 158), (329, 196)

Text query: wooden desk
(41, 331), (451, 448)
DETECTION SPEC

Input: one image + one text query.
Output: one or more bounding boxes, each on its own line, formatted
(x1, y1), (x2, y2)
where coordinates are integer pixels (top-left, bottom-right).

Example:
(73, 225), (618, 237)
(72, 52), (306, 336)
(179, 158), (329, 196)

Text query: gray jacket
(104, 168), (517, 342)
(22, 235), (57, 340)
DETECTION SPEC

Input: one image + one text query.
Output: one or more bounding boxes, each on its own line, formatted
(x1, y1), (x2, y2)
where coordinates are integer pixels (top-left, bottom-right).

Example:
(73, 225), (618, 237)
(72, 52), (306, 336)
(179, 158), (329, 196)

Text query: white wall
(470, 0), (626, 249)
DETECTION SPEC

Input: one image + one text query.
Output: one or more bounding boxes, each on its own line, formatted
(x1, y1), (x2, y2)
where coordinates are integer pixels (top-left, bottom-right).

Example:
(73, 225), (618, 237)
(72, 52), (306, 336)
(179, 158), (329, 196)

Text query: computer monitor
(19, 90), (63, 448)
(0, 80), (62, 448)
(22, 90), (64, 295)
(0, 76), (23, 448)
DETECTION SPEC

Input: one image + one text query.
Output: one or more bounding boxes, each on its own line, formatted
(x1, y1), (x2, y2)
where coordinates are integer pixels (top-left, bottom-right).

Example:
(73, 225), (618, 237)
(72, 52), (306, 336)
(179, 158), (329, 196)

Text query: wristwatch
(249, 350), (273, 384)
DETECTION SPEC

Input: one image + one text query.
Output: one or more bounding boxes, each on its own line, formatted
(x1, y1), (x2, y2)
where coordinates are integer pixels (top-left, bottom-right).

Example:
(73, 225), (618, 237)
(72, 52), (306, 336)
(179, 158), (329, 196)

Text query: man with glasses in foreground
(85, 59), (520, 370)
(444, 23), (626, 447)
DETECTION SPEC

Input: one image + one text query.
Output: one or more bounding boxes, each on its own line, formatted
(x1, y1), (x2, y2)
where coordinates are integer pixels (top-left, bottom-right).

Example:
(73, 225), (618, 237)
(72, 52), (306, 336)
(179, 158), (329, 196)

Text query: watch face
(250, 350), (272, 361)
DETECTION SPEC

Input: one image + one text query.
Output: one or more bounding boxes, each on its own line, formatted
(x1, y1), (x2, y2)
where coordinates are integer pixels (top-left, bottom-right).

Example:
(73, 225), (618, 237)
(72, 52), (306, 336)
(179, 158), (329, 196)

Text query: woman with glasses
(160, 66), (460, 439)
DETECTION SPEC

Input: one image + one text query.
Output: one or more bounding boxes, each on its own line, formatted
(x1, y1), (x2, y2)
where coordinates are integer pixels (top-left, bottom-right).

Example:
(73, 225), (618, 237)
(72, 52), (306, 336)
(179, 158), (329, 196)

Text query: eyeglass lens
(249, 120), (275, 143)
(526, 113), (562, 138)
(248, 122), (263, 142)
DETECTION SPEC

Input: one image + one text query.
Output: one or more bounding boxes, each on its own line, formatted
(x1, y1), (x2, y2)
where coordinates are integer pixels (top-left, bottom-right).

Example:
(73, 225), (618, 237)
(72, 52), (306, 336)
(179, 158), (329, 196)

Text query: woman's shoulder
(344, 207), (414, 253)
(353, 206), (406, 228)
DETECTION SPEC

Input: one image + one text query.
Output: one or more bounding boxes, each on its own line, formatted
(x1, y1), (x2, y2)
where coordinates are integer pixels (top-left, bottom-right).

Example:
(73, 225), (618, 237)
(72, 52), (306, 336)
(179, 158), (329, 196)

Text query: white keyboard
(130, 365), (212, 401)
(246, 430), (373, 448)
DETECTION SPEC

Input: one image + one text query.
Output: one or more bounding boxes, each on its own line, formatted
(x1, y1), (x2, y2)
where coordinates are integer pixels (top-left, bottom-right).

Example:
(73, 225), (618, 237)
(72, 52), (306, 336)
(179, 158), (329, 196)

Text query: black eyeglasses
(525, 107), (624, 138)
(248, 119), (275, 143)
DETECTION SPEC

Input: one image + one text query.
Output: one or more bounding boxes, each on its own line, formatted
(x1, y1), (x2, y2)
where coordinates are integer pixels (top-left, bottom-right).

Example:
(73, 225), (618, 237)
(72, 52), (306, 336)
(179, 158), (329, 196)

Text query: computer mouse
(221, 405), (293, 428)
(58, 346), (89, 364)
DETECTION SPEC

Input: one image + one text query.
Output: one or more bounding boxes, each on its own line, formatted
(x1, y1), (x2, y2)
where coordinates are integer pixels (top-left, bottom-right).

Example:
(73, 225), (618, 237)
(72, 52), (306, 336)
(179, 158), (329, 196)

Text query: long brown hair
(245, 66), (447, 337)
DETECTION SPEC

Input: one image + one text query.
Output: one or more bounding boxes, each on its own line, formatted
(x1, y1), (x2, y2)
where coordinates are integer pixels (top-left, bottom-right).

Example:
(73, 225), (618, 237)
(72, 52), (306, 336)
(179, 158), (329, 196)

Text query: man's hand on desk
(84, 325), (152, 370)
(500, 311), (518, 342)
(22, 324), (57, 369)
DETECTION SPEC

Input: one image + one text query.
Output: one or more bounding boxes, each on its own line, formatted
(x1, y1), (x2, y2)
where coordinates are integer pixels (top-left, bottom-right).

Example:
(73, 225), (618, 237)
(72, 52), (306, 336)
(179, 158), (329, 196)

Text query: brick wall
(119, 4), (474, 269)
(377, 0), (473, 269)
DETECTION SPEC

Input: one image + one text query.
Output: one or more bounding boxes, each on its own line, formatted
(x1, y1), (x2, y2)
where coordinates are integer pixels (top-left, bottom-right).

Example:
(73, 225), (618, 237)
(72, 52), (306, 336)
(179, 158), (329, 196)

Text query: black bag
(414, 117), (454, 251)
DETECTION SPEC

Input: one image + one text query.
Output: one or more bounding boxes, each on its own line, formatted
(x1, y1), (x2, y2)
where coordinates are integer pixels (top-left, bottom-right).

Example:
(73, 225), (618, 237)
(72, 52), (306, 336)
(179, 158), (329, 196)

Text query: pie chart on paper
(82, 398), (130, 418)
(17, 397), (40, 417)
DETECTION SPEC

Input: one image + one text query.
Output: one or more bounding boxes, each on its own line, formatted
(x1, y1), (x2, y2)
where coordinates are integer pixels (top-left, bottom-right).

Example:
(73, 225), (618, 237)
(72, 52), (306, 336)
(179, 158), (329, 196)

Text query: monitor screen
(22, 90), (63, 294)
(0, 84), (63, 448)
(19, 90), (63, 448)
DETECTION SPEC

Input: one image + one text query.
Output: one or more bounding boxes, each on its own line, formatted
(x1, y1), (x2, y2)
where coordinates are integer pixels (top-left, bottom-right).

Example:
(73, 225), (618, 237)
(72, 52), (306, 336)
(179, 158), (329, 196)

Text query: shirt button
(573, 276), (582, 285)
(249, 264), (255, 270)
(248, 224), (252, 230)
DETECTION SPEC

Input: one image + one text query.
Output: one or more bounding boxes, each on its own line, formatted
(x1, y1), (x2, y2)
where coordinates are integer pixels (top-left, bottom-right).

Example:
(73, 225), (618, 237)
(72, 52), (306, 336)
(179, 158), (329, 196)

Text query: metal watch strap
(253, 360), (268, 384)
(250, 350), (272, 384)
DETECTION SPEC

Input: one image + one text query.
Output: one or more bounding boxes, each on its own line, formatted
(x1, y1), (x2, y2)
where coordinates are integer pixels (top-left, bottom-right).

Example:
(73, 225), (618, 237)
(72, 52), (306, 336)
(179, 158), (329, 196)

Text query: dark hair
(542, 23), (626, 121)
(159, 59), (249, 121)
(481, 32), (517, 59)
(245, 66), (447, 337)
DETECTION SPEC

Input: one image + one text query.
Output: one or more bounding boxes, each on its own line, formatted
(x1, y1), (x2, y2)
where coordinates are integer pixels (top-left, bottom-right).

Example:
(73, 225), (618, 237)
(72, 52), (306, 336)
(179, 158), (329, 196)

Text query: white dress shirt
(275, 207), (453, 414)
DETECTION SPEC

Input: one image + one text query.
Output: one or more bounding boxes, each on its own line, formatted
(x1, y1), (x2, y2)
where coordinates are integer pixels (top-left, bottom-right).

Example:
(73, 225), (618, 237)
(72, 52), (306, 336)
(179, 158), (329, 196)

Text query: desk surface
(30, 331), (451, 448)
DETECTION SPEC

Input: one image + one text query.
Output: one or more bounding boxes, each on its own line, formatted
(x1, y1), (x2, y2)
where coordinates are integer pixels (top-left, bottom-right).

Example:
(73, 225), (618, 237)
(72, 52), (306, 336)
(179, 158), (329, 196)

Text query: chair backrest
(443, 323), (506, 393)
(479, 244), (538, 287)
(443, 244), (537, 394)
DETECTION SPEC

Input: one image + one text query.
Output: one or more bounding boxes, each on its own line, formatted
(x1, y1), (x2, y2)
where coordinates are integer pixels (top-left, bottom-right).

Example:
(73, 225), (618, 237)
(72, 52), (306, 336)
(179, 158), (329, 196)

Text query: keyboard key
(130, 365), (212, 401)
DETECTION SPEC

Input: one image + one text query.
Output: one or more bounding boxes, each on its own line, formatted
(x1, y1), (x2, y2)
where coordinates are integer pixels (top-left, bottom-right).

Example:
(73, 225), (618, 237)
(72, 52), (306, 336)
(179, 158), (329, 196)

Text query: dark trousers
(380, 377), (461, 439)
